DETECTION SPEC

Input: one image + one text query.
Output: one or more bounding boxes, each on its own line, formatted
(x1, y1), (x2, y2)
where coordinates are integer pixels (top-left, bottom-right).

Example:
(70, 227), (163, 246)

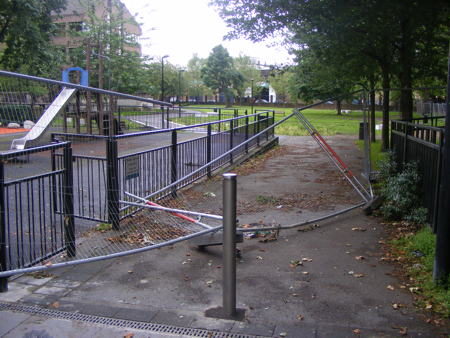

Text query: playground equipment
(11, 87), (76, 149)
(0, 69), (173, 150)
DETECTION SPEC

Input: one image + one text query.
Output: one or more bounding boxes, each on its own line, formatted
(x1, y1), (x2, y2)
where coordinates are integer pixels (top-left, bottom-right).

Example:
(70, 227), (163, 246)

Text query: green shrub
(378, 155), (428, 224)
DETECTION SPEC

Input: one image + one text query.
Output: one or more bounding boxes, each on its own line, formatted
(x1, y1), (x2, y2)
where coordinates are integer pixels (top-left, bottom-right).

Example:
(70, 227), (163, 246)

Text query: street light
(178, 69), (185, 104)
(161, 55), (169, 101)
(251, 79), (254, 115)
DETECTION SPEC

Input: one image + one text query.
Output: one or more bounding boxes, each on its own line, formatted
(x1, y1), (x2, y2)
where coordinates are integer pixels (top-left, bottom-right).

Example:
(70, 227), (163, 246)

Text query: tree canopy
(0, 0), (67, 75)
(212, 0), (450, 146)
(201, 45), (244, 106)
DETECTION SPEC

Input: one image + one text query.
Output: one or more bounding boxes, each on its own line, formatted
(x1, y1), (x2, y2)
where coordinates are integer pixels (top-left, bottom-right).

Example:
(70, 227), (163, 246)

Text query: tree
(269, 68), (294, 104)
(0, 0), (67, 76)
(67, 0), (146, 94)
(185, 55), (213, 102)
(201, 45), (244, 107)
(212, 0), (450, 148)
(291, 49), (357, 114)
(233, 55), (262, 103)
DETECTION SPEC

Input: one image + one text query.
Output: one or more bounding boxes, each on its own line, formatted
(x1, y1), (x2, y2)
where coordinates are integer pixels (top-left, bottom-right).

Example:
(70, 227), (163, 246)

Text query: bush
(378, 154), (428, 224)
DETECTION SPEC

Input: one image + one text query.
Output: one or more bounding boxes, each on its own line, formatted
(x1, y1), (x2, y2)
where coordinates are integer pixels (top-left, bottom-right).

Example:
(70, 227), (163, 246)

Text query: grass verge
(387, 223), (450, 319)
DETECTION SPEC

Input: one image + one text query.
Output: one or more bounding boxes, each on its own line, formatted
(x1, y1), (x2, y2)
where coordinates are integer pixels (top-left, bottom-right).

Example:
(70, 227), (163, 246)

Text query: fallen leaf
(353, 328), (362, 335)
(386, 285), (395, 291)
(348, 271), (355, 275)
(123, 333), (134, 338)
(279, 332), (287, 337)
(392, 326), (407, 336)
(290, 260), (303, 268)
(206, 280), (213, 287)
(256, 256), (263, 260)
(409, 287), (420, 293)
(355, 256), (365, 261)
(352, 227), (366, 232)
(425, 303), (433, 310)
(44, 261), (53, 267)
(183, 275), (190, 281)
(392, 303), (405, 309)
(353, 274), (365, 278)
(50, 301), (60, 309)
(302, 258), (313, 262)
(296, 314), (304, 321)
(127, 270), (133, 274)
(302, 271), (309, 275)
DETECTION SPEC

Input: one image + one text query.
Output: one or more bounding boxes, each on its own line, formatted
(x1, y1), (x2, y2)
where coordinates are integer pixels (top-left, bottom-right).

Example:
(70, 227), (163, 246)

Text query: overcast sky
(121, 0), (293, 67)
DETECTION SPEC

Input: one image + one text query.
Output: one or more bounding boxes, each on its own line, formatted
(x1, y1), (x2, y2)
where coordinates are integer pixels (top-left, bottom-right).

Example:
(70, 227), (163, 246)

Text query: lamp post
(178, 69), (185, 104)
(161, 55), (169, 101)
(251, 79), (254, 115)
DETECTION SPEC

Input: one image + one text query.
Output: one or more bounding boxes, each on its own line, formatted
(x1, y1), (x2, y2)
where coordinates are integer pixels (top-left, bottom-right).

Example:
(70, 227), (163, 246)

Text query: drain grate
(0, 302), (267, 338)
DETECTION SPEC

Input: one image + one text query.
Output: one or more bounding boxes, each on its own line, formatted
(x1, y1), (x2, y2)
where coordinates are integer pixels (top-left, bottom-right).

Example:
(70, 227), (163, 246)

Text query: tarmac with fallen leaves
(1, 135), (448, 337)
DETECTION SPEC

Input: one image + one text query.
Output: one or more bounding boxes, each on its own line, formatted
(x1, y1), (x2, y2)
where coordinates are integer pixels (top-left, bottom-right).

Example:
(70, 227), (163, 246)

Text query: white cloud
(122, 0), (293, 66)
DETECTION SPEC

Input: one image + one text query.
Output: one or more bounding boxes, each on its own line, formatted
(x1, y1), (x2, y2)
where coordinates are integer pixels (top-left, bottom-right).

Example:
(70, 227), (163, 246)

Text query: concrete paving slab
(14, 275), (53, 287)
(230, 320), (275, 337)
(0, 282), (35, 302)
(0, 311), (32, 336)
(20, 293), (61, 307)
(151, 310), (195, 327)
(33, 285), (70, 297)
(46, 279), (81, 289)
(112, 306), (158, 322)
(188, 315), (235, 332)
(3, 316), (102, 338)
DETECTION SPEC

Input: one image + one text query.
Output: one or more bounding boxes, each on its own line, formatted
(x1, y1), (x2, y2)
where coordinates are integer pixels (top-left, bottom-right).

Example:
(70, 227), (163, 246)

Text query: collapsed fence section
(391, 118), (444, 228)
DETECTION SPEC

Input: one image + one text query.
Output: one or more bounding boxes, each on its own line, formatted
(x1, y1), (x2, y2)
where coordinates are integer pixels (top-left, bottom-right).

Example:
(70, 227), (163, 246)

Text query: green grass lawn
(182, 104), (402, 136)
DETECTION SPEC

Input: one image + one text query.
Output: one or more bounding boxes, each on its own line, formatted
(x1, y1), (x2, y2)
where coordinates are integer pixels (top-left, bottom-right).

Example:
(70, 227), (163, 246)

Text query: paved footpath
(0, 135), (448, 337)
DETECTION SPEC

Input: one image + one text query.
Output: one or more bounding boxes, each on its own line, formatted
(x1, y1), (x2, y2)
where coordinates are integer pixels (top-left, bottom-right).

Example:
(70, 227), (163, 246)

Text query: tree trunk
(381, 66), (390, 151)
(369, 75), (376, 142)
(336, 100), (342, 115)
(399, 13), (414, 121)
(98, 41), (105, 135)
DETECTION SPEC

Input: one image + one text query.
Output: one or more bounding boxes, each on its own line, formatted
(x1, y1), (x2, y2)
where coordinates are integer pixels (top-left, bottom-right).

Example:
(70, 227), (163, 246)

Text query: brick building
(52, 0), (142, 65)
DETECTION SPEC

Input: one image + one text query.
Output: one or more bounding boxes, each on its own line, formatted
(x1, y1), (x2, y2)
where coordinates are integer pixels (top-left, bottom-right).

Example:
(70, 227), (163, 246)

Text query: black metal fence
(0, 142), (74, 290)
(52, 111), (275, 227)
(391, 117), (445, 227)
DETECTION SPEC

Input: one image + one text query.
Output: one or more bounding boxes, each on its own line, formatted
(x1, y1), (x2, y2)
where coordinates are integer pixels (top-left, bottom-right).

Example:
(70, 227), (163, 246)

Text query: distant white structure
(245, 82), (277, 103)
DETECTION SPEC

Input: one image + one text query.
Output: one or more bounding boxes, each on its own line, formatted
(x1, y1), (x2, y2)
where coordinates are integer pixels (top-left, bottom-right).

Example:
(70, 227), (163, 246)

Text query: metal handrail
(0, 70), (172, 107)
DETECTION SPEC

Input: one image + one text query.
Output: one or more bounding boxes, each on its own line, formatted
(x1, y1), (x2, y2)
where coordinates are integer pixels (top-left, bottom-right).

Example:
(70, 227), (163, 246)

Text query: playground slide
(11, 87), (76, 150)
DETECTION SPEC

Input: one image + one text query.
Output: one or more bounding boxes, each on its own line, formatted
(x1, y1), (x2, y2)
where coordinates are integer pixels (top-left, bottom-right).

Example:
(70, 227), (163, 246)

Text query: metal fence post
(166, 107), (170, 129)
(218, 109), (222, 132)
(229, 119), (234, 164)
(161, 107), (165, 129)
(0, 159), (8, 292)
(223, 173), (237, 317)
(256, 115), (260, 146)
(171, 130), (178, 197)
(402, 122), (409, 164)
(63, 143), (76, 257)
(245, 116), (249, 154)
(107, 137), (120, 230)
(207, 124), (212, 178)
